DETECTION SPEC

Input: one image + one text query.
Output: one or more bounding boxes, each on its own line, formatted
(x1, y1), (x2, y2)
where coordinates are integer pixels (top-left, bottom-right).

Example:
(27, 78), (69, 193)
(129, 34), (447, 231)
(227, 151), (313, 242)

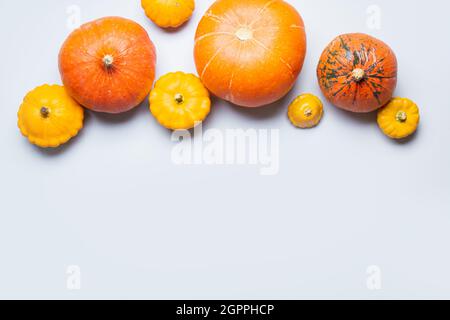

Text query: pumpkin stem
(396, 111), (408, 123)
(235, 28), (253, 41)
(40, 107), (50, 118)
(352, 68), (365, 82)
(174, 93), (184, 104)
(103, 55), (114, 69)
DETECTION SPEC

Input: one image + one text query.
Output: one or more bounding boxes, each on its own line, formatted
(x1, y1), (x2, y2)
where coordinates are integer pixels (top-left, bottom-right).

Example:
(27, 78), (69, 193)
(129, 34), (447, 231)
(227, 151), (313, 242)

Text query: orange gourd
(317, 33), (397, 113)
(194, 0), (307, 108)
(59, 17), (157, 114)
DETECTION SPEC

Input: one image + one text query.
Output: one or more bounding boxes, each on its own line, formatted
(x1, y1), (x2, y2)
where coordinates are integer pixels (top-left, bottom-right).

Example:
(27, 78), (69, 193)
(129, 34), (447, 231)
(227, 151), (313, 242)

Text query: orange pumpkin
(194, 0), (307, 108)
(59, 17), (157, 114)
(317, 33), (397, 113)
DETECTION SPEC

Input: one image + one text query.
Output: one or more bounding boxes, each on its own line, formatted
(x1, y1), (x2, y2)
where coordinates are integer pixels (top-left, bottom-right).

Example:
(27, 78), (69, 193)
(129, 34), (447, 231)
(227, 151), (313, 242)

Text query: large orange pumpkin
(194, 0), (307, 108)
(317, 33), (397, 113)
(59, 17), (157, 114)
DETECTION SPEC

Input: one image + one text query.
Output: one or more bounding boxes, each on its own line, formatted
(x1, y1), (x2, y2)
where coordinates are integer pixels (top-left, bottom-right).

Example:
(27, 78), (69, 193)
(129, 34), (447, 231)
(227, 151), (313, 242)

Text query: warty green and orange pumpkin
(317, 33), (398, 113)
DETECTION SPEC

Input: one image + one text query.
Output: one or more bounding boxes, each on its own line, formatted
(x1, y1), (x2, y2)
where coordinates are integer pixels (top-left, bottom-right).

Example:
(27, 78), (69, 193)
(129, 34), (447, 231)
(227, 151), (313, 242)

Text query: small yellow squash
(377, 97), (420, 139)
(141, 0), (195, 28)
(18, 84), (84, 148)
(150, 72), (211, 130)
(288, 94), (324, 129)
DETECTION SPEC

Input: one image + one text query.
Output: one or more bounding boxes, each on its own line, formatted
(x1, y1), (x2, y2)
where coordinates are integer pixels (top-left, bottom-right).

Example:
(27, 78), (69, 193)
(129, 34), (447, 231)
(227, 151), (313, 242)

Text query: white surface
(1, 0), (450, 299)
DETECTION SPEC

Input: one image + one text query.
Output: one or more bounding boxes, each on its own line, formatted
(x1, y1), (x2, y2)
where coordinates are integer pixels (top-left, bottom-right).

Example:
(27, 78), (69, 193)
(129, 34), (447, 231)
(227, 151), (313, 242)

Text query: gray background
(0, 0), (449, 299)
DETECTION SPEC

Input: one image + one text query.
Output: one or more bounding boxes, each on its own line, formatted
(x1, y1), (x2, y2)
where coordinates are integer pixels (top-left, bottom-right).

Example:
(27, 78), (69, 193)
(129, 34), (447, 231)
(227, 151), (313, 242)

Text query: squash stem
(103, 55), (114, 69)
(352, 68), (365, 82)
(304, 108), (313, 117)
(235, 28), (253, 41)
(396, 111), (408, 123)
(40, 107), (50, 118)
(174, 93), (184, 104)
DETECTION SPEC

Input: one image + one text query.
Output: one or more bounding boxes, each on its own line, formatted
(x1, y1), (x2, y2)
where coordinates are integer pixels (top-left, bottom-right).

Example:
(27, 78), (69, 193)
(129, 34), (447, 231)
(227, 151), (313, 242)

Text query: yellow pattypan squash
(141, 0), (195, 28)
(288, 94), (324, 129)
(377, 97), (420, 139)
(18, 84), (84, 148)
(150, 72), (211, 130)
